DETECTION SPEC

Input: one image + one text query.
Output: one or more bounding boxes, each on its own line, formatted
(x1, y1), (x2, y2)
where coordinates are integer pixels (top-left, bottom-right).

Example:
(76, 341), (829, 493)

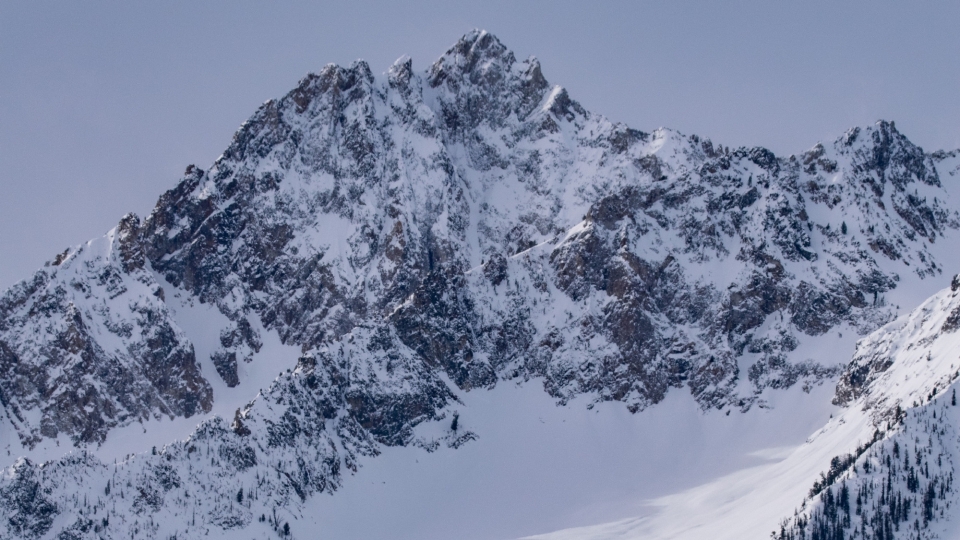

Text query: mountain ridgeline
(1, 30), (960, 540)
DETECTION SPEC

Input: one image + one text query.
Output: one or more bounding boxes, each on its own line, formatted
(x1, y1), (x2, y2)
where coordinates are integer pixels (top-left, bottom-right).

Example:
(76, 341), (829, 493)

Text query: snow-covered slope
(773, 274), (960, 539)
(2, 30), (960, 540)
(527, 277), (960, 540)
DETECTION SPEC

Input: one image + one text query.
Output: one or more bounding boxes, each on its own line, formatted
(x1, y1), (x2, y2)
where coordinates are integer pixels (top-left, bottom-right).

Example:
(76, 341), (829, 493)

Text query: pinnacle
(451, 29), (505, 55)
(429, 29), (515, 81)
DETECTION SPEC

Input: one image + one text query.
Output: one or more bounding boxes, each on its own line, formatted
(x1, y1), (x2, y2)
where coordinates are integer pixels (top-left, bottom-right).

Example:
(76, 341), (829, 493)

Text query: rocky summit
(3, 30), (960, 540)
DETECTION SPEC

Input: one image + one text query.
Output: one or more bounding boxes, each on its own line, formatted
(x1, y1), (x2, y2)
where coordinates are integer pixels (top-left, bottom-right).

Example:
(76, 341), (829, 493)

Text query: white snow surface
(296, 381), (840, 540)
(532, 275), (960, 539)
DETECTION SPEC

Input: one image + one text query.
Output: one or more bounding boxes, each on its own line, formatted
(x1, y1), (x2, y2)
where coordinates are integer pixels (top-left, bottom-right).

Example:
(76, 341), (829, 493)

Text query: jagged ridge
(2, 30), (960, 539)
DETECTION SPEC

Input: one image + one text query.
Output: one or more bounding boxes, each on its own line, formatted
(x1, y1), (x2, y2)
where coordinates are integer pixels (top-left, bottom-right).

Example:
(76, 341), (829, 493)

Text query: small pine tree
(283, 522), (290, 536)
(451, 413), (459, 432)
(841, 221), (848, 235)
(236, 488), (243, 504)
(952, 389), (956, 406)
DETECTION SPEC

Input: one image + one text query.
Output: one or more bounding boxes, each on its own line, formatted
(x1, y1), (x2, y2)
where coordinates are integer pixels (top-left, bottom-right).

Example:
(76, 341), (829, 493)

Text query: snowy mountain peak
(430, 29), (514, 79)
(389, 54), (414, 80)
(3, 31), (960, 540)
(837, 120), (940, 189)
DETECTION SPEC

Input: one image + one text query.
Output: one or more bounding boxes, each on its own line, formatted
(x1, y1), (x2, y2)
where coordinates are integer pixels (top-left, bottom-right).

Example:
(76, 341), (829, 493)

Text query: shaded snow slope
(0, 373), (840, 540)
(296, 382), (840, 540)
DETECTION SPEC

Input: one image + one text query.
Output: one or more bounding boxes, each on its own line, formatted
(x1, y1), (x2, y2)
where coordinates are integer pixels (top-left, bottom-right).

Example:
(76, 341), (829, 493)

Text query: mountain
(2, 30), (960, 540)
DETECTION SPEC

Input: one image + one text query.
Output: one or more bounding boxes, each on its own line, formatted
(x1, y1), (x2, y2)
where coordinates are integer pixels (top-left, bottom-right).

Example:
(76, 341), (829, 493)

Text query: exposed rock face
(2, 30), (960, 539)
(3, 30), (958, 446)
(0, 459), (57, 540)
(0, 215), (211, 447)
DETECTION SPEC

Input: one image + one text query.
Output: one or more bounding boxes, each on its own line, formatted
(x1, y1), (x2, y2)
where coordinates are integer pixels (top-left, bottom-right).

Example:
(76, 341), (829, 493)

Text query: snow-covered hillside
(527, 279), (960, 540)
(773, 275), (960, 539)
(2, 30), (960, 540)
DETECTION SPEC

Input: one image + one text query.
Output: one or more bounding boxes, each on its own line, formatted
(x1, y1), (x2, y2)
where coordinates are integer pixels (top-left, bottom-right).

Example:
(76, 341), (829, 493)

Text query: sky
(1, 0), (959, 290)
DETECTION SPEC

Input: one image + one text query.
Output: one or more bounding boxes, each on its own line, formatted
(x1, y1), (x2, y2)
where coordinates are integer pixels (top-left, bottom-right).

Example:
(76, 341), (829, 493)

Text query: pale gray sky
(2, 1), (959, 289)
